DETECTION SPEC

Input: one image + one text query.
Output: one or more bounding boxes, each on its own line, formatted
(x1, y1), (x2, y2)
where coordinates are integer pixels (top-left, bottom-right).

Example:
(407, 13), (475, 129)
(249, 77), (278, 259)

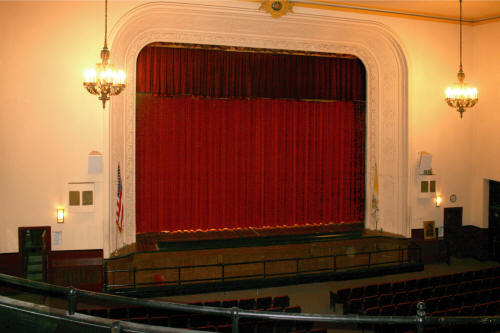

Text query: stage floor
(116, 223), (406, 255)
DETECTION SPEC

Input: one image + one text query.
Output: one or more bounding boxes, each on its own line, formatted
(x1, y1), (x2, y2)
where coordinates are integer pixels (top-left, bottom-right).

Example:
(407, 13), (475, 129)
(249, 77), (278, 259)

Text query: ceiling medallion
(260, 0), (294, 18)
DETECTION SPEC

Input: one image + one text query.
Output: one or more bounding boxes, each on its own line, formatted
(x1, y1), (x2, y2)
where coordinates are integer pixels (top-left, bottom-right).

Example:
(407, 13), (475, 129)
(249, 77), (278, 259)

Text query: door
(489, 180), (500, 260)
(18, 227), (51, 281)
(444, 207), (463, 257)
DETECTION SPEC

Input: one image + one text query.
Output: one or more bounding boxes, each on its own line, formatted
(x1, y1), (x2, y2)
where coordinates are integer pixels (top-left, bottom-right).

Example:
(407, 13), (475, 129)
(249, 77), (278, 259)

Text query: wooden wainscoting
(48, 249), (104, 291)
(0, 253), (23, 277)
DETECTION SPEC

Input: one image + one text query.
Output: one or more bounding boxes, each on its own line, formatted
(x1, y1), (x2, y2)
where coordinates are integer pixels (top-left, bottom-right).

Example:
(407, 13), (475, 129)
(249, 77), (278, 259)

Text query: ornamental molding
(259, 0), (294, 18)
(107, 1), (409, 253)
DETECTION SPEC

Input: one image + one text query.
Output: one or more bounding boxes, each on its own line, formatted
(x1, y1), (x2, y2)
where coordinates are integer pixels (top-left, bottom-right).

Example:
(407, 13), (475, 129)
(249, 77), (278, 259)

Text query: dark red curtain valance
(136, 46), (366, 101)
(136, 95), (365, 233)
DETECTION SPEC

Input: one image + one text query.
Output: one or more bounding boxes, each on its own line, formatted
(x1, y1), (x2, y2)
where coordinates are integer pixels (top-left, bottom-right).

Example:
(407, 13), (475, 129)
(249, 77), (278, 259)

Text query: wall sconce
(57, 208), (64, 223)
(435, 195), (442, 207)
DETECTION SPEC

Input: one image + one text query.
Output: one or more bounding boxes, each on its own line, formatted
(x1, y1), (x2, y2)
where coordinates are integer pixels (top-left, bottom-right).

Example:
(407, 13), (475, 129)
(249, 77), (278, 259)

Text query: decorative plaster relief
(107, 1), (409, 253)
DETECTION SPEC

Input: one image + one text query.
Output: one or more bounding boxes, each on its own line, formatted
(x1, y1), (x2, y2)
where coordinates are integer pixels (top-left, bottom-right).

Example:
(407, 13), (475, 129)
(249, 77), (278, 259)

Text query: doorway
(489, 180), (500, 261)
(18, 226), (51, 282)
(443, 207), (463, 258)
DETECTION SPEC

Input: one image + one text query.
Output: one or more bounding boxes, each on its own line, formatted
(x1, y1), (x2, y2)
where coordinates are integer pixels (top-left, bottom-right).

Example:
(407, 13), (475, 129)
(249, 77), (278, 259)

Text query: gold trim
(259, 0), (295, 18)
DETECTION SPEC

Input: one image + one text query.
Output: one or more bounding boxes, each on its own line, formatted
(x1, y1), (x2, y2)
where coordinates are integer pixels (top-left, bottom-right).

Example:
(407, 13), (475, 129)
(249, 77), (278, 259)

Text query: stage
(105, 224), (422, 297)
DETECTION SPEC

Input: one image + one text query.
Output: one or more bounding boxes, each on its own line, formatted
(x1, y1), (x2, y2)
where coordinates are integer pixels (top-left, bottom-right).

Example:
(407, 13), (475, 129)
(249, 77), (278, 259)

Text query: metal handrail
(1, 273), (500, 333)
(0, 295), (204, 333)
(106, 246), (421, 289)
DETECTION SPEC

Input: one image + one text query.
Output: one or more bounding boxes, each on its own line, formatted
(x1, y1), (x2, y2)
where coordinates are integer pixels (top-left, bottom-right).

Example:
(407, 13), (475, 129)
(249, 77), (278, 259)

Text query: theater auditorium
(1, 1), (500, 332)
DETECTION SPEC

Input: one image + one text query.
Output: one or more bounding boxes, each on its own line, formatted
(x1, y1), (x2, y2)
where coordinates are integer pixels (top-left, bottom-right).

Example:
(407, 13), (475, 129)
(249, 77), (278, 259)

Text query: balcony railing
(1, 272), (500, 333)
(105, 245), (421, 292)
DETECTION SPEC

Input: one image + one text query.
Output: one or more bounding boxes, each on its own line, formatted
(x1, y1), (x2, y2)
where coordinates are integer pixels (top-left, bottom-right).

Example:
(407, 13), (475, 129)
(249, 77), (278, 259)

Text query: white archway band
(105, 1), (409, 256)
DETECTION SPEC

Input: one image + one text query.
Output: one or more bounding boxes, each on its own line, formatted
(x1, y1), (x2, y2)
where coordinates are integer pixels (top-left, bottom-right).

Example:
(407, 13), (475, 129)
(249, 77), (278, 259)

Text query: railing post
(67, 287), (77, 315)
(178, 267), (182, 285)
(263, 261), (266, 279)
(333, 255), (337, 272)
(416, 301), (426, 333)
(368, 252), (371, 268)
(132, 268), (136, 289)
(222, 263), (225, 283)
(296, 258), (300, 276)
(230, 307), (239, 333)
(110, 321), (122, 333)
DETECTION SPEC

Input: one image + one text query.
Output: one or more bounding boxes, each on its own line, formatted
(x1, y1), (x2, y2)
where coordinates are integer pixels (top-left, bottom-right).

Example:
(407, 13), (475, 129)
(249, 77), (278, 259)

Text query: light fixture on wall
(83, 0), (126, 109)
(57, 208), (64, 223)
(435, 195), (442, 207)
(445, 0), (478, 118)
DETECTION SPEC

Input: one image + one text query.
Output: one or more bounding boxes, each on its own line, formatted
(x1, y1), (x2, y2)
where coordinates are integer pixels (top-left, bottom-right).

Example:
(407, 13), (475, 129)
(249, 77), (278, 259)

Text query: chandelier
(83, 0), (125, 108)
(445, 0), (478, 118)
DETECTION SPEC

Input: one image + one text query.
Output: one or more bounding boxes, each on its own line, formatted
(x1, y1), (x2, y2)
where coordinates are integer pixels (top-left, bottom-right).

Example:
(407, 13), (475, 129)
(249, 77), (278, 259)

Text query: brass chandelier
(83, 0), (125, 108)
(445, 0), (478, 118)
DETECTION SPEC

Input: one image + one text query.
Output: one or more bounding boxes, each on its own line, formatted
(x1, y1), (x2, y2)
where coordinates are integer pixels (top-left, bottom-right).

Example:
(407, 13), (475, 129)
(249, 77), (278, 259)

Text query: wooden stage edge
(105, 224), (421, 297)
(112, 223), (404, 258)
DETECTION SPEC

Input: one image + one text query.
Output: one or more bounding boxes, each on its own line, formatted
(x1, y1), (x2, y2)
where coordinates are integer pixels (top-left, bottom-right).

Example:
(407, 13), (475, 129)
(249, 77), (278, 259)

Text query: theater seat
(204, 300), (221, 307)
(239, 298), (256, 310)
(221, 299), (238, 308)
(217, 324), (233, 333)
(363, 295), (378, 310)
(284, 306), (301, 313)
(273, 295), (290, 308)
(256, 296), (272, 310)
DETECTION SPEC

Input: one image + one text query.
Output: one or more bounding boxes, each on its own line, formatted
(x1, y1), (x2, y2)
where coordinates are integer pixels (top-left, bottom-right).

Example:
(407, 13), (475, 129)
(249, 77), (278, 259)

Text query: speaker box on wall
(88, 151), (103, 174)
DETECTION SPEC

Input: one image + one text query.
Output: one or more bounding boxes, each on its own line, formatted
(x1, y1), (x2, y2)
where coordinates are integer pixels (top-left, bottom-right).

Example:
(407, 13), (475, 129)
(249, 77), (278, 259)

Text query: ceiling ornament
(259, 0), (294, 18)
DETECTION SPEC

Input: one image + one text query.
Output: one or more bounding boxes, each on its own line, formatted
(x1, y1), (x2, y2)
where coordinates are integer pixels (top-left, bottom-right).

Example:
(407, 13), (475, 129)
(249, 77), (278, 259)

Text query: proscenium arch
(106, 1), (409, 256)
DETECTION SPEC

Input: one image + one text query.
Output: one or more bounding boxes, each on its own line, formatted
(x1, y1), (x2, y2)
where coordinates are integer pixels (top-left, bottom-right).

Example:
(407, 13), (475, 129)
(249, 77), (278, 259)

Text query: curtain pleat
(136, 95), (365, 233)
(136, 46), (366, 101)
(136, 45), (366, 233)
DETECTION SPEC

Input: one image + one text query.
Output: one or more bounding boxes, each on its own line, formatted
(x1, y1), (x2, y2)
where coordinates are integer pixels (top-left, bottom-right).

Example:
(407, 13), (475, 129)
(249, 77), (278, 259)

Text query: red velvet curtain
(136, 95), (365, 233)
(136, 45), (366, 233)
(137, 46), (365, 101)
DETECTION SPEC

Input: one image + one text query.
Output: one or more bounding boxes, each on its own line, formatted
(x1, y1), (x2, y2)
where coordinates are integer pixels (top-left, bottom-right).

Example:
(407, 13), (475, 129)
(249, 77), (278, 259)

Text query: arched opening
(107, 2), (408, 255)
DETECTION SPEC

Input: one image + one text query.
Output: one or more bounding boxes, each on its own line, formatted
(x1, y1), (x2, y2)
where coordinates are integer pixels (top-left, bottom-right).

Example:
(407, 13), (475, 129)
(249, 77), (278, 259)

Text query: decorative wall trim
(108, 1), (409, 253)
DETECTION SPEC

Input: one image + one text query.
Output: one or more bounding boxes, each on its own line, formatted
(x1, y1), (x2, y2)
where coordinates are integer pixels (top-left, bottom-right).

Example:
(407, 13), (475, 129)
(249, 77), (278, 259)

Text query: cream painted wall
(0, 2), (138, 253)
(470, 21), (500, 228)
(0, 1), (495, 255)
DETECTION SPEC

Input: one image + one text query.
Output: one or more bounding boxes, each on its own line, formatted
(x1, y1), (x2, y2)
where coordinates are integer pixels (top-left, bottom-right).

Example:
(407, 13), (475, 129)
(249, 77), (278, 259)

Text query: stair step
(26, 272), (43, 281)
(27, 264), (42, 272)
(28, 255), (42, 264)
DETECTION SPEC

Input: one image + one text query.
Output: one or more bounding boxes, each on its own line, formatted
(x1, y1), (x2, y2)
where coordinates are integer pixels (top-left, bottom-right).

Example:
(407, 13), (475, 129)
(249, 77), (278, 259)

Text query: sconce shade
(57, 209), (64, 223)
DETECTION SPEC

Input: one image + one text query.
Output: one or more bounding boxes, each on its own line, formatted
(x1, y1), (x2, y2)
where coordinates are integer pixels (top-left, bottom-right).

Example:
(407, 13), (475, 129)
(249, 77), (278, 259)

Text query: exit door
(18, 227), (51, 282)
